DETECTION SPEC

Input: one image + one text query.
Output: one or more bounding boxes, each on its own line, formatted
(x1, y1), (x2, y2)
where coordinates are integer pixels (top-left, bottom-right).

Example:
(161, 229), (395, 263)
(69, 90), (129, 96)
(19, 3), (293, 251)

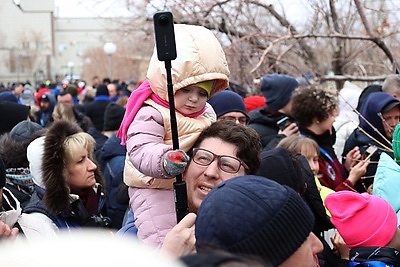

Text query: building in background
(0, 0), (149, 86)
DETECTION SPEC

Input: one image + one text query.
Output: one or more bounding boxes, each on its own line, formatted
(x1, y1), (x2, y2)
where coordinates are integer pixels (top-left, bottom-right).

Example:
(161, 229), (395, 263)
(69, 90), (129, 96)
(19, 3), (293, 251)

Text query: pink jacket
(122, 24), (230, 248)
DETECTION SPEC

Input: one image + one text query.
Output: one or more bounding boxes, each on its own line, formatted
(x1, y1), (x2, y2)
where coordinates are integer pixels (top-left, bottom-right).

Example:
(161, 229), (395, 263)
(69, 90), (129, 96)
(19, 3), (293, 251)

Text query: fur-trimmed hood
(42, 120), (104, 214)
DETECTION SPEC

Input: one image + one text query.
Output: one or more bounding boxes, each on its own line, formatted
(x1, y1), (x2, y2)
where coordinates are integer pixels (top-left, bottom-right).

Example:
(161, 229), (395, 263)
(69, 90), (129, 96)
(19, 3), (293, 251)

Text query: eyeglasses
(192, 148), (249, 173)
(219, 115), (249, 125)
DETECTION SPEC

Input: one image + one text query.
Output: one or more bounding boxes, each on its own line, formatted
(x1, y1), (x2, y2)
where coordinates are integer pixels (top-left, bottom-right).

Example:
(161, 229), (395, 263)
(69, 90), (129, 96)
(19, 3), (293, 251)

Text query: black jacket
(248, 107), (287, 149)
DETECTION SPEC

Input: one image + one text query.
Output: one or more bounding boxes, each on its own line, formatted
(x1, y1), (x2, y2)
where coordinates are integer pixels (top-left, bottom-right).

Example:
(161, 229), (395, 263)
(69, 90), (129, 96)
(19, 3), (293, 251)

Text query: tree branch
(320, 74), (386, 82)
(354, 0), (399, 73)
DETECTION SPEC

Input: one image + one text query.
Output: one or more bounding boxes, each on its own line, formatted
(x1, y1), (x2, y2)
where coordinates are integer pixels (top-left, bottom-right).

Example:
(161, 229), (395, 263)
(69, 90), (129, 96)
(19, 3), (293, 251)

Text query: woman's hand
(161, 213), (196, 258)
(344, 146), (361, 172)
(347, 158), (369, 185)
(331, 230), (350, 260)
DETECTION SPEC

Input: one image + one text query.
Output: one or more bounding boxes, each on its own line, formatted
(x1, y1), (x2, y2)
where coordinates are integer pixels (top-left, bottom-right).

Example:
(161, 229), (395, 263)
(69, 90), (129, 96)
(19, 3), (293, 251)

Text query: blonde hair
(64, 132), (95, 164)
(277, 135), (320, 157)
(53, 103), (76, 123)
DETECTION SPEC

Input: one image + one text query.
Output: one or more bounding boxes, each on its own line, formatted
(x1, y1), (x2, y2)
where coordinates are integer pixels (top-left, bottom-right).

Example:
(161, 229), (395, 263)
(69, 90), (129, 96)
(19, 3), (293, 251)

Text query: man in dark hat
(35, 93), (56, 127)
(84, 84), (111, 131)
(194, 175), (323, 266)
(208, 90), (249, 126)
(248, 74), (299, 149)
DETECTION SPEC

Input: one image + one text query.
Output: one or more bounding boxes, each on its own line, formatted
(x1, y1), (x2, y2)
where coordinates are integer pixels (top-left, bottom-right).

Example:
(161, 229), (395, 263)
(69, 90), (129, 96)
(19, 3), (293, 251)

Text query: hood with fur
(42, 120), (104, 214)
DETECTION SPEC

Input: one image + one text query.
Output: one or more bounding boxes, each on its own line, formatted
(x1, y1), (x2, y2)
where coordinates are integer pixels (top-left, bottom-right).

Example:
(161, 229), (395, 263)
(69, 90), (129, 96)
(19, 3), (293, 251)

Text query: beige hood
(146, 24), (230, 100)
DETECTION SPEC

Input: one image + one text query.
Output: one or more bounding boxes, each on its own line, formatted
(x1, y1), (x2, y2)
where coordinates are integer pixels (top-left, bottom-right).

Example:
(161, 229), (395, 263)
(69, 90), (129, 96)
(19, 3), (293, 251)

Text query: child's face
(174, 85), (208, 114)
(301, 146), (319, 176)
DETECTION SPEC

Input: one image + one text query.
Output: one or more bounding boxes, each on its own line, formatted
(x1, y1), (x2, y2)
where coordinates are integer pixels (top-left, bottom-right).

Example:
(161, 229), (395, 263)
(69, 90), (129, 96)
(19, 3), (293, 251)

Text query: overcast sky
(54, 0), (309, 24)
(54, 0), (135, 18)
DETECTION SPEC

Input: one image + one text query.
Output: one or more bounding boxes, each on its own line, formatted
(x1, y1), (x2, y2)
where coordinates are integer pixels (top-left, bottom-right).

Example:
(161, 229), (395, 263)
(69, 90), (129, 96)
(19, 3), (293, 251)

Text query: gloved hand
(163, 149), (190, 177)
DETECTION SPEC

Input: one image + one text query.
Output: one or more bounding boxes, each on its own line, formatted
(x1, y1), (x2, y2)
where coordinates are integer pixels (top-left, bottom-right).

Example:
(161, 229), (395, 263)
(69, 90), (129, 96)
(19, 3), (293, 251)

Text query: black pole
(154, 12), (188, 222)
(165, 60), (188, 222)
(165, 60), (179, 151)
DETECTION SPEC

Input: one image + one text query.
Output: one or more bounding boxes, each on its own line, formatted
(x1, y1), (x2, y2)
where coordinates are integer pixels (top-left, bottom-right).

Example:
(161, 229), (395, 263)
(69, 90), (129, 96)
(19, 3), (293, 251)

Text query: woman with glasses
(160, 120), (261, 257)
(183, 120), (261, 213)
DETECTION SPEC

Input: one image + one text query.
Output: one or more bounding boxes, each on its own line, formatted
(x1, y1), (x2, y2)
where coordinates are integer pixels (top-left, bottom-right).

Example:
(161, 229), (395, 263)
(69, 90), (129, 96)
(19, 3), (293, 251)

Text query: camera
(82, 215), (111, 228)
(277, 116), (294, 130)
(153, 11), (177, 61)
(71, 198), (111, 228)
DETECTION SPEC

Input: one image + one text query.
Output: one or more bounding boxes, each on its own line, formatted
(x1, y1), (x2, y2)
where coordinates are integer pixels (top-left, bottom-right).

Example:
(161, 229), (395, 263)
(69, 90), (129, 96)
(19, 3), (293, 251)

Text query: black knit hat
(103, 102), (125, 131)
(96, 84), (109, 97)
(260, 74), (299, 110)
(0, 101), (30, 135)
(195, 175), (315, 266)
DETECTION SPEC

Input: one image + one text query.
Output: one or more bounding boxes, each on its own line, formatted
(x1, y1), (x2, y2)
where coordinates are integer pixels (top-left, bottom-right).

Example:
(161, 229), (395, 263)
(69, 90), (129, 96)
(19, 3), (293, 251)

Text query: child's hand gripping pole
(154, 11), (188, 222)
(163, 150), (190, 177)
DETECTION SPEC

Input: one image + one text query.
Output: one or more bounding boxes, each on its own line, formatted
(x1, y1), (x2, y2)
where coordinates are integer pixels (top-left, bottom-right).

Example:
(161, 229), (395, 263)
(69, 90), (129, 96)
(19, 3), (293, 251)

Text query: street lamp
(103, 42), (116, 79)
(67, 61), (74, 82)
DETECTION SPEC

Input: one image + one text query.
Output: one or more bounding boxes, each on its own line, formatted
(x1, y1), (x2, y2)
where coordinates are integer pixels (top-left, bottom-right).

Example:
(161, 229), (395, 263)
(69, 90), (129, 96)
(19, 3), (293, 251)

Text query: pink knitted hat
(325, 191), (398, 248)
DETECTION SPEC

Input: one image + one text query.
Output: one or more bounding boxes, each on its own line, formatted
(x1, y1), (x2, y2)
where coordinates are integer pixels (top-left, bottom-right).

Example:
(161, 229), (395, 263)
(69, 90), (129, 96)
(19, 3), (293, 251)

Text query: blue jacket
(24, 186), (108, 229)
(24, 187), (80, 229)
(101, 133), (129, 229)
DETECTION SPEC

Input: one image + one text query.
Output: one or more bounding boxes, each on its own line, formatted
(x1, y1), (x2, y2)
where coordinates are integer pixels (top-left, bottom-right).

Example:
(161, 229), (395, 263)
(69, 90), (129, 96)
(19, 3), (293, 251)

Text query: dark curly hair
(291, 85), (338, 127)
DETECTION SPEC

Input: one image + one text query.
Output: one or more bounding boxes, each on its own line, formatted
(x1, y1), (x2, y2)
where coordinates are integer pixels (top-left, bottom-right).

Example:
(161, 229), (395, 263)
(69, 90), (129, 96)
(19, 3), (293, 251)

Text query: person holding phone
(248, 74), (299, 149)
(291, 85), (367, 193)
(117, 24), (230, 248)
(343, 92), (400, 193)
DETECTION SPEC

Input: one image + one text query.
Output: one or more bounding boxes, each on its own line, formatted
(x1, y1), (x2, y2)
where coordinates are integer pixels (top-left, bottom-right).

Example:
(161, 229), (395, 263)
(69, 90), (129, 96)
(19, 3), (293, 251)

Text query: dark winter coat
(248, 107), (287, 149)
(100, 133), (129, 229)
(84, 96), (111, 131)
(24, 187), (81, 228)
(343, 92), (398, 192)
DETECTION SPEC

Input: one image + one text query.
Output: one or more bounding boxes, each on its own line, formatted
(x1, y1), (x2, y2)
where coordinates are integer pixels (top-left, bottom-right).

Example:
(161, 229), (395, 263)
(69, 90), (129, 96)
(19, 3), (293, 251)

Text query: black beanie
(103, 102), (125, 131)
(0, 157), (6, 188)
(208, 90), (249, 118)
(195, 175), (314, 266)
(96, 84), (109, 97)
(0, 101), (30, 135)
(260, 74), (298, 111)
(258, 147), (305, 194)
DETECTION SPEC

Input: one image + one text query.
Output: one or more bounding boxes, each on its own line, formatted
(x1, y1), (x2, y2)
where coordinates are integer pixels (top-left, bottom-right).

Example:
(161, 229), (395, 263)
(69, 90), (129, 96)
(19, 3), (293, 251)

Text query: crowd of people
(1, 23), (400, 267)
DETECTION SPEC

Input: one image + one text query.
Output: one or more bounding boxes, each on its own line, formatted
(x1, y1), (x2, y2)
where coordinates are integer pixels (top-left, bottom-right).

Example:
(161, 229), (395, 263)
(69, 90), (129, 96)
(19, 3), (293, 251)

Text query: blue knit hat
(207, 90), (248, 118)
(195, 175), (314, 266)
(0, 91), (18, 103)
(260, 74), (299, 110)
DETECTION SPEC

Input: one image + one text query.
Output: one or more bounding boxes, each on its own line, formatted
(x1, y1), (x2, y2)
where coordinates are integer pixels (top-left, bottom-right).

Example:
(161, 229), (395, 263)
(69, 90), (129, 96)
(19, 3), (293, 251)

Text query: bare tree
(83, 0), (400, 93)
